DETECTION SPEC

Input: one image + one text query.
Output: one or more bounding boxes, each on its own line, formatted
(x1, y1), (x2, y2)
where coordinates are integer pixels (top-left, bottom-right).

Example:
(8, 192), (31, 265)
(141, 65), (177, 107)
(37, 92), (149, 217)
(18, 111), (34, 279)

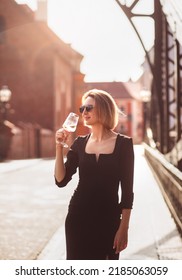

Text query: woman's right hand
(55, 128), (70, 145)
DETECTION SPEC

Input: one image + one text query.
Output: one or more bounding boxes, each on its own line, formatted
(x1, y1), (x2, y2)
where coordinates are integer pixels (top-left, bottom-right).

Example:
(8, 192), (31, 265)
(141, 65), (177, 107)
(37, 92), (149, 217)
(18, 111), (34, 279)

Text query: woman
(54, 89), (134, 260)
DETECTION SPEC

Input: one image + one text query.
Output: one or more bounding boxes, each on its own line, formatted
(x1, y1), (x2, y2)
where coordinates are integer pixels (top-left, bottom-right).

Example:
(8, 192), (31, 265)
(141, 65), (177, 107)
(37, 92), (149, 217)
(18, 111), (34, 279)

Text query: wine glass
(57, 112), (79, 148)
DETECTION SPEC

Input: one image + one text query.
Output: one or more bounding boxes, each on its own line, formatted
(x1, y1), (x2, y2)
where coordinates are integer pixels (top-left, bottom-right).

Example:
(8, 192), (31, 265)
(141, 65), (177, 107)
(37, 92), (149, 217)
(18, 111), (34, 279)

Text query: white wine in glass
(57, 112), (79, 147)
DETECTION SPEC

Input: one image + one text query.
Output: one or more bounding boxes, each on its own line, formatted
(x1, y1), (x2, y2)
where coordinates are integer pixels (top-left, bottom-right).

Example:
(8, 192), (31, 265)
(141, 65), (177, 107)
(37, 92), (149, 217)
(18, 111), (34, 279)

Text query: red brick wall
(0, 0), (82, 131)
(0, 0), (55, 129)
(0, 0), (85, 159)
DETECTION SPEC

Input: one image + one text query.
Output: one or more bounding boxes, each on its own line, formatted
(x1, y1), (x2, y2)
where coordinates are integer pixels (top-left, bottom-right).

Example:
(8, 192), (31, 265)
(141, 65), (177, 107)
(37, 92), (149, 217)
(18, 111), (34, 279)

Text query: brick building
(0, 0), (84, 158)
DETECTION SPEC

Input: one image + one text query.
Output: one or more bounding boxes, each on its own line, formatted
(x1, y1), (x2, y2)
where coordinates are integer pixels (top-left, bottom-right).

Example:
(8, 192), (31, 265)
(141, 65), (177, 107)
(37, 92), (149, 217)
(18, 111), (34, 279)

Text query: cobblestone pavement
(0, 158), (76, 260)
(0, 146), (182, 260)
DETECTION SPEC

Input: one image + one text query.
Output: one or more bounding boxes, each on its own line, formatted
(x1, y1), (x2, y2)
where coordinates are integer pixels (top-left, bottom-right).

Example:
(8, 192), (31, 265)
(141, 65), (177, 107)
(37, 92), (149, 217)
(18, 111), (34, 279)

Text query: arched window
(0, 16), (6, 43)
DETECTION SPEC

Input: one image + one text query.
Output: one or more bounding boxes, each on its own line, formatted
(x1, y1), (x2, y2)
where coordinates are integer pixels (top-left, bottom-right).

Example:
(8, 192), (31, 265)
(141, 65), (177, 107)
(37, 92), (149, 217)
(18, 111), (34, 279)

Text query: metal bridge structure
(114, 0), (182, 233)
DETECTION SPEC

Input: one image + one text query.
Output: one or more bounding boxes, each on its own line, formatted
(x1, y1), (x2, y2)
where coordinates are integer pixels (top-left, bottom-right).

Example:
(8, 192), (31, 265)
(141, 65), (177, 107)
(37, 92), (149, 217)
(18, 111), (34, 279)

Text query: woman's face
(81, 97), (98, 127)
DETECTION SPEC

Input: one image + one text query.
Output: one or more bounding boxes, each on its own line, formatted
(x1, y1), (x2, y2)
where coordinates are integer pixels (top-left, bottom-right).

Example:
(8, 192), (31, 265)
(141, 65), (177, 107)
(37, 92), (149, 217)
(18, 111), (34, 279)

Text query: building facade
(0, 0), (84, 158)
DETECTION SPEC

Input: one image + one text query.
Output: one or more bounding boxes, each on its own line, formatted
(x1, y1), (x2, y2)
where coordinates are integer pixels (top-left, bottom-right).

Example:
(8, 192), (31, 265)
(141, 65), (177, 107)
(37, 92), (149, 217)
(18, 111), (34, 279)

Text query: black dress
(55, 134), (134, 260)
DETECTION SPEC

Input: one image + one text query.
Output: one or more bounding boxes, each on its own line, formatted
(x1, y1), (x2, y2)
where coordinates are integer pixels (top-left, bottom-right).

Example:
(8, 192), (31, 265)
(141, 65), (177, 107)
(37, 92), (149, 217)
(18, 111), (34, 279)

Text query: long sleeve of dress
(119, 137), (134, 210)
(55, 137), (79, 188)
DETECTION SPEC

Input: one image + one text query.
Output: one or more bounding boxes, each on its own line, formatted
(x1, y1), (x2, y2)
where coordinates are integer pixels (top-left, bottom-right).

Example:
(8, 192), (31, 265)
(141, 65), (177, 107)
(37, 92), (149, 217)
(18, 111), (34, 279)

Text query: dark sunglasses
(79, 104), (94, 113)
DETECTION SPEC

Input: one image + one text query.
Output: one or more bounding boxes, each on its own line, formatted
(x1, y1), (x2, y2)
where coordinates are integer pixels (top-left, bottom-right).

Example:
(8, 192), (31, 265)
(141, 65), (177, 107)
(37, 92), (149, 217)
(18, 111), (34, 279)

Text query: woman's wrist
(56, 143), (64, 151)
(119, 219), (129, 230)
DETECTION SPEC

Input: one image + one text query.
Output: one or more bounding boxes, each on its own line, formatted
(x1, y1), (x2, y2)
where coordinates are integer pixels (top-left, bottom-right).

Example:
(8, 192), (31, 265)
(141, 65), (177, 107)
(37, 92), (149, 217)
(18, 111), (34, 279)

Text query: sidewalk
(0, 157), (71, 260)
(0, 158), (43, 173)
(37, 145), (182, 260)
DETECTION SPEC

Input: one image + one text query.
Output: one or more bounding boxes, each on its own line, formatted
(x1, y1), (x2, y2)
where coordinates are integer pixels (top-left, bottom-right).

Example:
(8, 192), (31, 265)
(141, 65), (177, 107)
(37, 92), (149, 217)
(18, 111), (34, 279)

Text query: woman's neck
(90, 125), (113, 142)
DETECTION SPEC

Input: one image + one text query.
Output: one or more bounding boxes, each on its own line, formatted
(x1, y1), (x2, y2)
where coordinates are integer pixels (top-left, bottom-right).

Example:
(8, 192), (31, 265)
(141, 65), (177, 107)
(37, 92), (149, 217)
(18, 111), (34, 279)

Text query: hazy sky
(16, 0), (154, 82)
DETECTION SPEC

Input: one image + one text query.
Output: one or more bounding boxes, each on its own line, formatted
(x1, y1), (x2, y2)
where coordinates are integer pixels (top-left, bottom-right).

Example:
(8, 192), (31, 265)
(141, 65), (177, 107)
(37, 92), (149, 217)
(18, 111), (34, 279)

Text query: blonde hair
(82, 89), (119, 130)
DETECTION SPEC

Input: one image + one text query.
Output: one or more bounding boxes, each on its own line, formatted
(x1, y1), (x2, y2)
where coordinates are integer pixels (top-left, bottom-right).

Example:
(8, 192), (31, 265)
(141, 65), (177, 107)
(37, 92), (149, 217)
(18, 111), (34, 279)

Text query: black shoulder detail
(117, 133), (132, 140)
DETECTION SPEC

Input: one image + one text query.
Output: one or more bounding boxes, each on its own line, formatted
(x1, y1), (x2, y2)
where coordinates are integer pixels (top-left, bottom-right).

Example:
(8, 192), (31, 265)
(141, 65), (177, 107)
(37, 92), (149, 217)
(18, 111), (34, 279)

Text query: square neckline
(84, 133), (120, 161)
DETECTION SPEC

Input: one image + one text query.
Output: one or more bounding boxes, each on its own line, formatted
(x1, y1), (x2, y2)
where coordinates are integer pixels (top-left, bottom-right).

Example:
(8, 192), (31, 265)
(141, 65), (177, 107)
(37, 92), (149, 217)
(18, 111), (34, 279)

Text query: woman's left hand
(113, 225), (128, 254)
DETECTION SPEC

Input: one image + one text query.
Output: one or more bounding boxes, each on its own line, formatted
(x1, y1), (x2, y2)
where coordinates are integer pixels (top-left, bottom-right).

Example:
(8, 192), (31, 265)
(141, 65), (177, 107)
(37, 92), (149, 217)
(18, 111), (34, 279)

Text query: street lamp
(0, 85), (12, 102)
(140, 89), (151, 103)
(0, 85), (12, 123)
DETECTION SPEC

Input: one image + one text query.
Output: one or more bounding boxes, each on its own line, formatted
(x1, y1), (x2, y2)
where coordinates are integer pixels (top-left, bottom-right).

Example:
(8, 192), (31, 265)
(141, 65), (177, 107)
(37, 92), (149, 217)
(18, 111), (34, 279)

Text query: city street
(1, 0), (181, 268)
(0, 158), (77, 260)
(0, 146), (182, 260)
